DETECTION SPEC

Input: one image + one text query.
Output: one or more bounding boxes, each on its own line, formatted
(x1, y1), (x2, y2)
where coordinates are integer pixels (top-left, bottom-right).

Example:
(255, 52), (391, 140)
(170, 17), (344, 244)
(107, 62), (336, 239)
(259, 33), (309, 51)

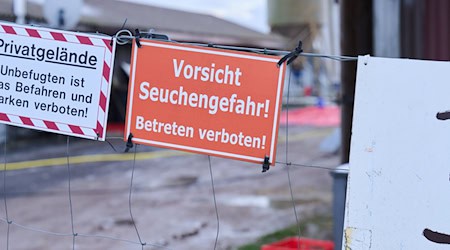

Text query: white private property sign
(344, 56), (450, 249)
(0, 21), (116, 140)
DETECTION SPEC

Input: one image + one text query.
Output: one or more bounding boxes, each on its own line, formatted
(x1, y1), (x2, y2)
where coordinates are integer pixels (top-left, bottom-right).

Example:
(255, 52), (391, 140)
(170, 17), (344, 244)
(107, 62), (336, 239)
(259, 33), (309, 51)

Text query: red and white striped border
(0, 22), (116, 140)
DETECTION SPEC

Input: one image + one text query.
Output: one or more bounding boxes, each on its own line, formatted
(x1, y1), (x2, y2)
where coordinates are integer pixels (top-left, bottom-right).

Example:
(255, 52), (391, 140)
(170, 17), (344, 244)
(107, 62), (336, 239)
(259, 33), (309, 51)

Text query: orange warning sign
(125, 40), (285, 165)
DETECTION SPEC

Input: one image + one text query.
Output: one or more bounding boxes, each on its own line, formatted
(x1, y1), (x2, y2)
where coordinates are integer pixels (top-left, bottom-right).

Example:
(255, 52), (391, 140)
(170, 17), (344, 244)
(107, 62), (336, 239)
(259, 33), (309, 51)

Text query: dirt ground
(0, 125), (339, 250)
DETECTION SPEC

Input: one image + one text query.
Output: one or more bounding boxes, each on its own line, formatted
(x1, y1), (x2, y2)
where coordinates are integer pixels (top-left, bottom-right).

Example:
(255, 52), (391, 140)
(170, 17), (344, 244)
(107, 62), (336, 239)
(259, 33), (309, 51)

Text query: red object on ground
(261, 237), (334, 250)
(304, 86), (312, 96)
(279, 106), (340, 127)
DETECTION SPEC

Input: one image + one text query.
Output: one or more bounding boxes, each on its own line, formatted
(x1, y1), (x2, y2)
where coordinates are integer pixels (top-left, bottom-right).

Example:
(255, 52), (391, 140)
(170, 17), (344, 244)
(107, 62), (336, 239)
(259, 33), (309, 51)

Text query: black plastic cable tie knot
(207, 43), (215, 48)
(277, 40), (303, 67)
(7, 220), (12, 224)
(134, 29), (142, 48)
(125, 133), (134, 153)
(262, 156), (270, 173)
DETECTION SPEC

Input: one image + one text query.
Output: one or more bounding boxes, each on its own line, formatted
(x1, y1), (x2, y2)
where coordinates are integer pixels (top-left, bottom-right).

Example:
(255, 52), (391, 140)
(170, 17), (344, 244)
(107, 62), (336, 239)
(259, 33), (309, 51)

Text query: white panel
(344, 56), (450, 249)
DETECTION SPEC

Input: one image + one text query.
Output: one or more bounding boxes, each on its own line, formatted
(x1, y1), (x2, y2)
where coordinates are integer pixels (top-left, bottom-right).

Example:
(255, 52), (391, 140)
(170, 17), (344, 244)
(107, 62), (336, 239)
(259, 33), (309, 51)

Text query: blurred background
(0, 0), (449, 249)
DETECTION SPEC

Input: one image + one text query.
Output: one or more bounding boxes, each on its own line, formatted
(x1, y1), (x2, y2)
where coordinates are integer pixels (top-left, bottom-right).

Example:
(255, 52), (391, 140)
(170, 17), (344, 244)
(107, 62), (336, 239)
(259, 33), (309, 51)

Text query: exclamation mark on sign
(263, 100), (270, 118)
(261, 135), (266, 149)
(84, 107), (88, 118)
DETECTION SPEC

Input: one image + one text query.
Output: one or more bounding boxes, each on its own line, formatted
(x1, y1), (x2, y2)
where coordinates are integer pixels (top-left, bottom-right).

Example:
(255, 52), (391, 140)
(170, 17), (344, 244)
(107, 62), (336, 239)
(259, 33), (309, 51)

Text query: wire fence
(0, 135), (338, 249)
(0, 33), (352, 250)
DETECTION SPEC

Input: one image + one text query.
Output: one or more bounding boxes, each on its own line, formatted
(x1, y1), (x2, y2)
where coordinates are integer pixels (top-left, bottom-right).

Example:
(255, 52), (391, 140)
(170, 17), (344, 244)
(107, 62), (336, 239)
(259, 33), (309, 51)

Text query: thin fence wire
(284, 66), (302, 250)
(0, 118), (339, 249)
(113, 29), (358, 62)
(128, 144), (146, 250)
(0, 216), (168, 247)
(0, 122), (339, 248)
(1, 217), (73, 237)
(276, 161), (335, 171)
(0, 160), (334, 197)
(208, 155), (220, 250)
(66, 136), (77, 250)
(0, 35), (346, 249)
(0, 138), (336, 249)
(3, 129), (10, 250)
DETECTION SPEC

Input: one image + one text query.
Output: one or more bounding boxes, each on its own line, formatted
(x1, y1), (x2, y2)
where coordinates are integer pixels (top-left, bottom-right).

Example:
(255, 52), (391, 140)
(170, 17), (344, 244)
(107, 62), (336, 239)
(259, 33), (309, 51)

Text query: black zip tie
(134, 29), (142, 48)
(262, 156), (270, 173)
(208, 43), (215, 48)
(277, 40), (303, 67)
(125, 133), (134, 153)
